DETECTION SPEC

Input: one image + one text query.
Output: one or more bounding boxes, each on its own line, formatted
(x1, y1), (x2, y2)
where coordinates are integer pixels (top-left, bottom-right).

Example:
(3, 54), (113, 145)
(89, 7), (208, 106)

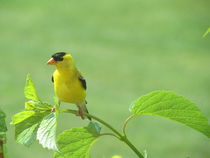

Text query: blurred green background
(0, 0), (210, 157)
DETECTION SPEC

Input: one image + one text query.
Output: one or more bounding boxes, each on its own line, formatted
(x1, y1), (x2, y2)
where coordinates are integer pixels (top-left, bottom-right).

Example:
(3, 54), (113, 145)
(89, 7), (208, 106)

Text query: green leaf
(0, 109), (7, 158)
(16, 123), (39, 146)
(112, 156), (122, 158)
(24, 74), (40, 101)
(54, 122), (101, 158)
(86, 121), (101, 135)
(144, 150), (147, 158)
(37, 113), (58, 151)
(203, 27), (210, 37)
(15, 111), (49, 146)
(25, 101), (52, 111)
(0, 109), (7, 133)
(0, 133), (6, 141)
(0, 109), (6, 118)
(11, 111), (36, 125)
(130, 90), (210, 138)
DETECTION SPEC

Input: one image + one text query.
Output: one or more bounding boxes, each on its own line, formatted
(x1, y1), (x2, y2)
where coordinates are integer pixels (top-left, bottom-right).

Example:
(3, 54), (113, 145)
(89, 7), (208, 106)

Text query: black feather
(52, 76), (54, 83)
(79, 76), (87, 90)
(52, 52), (66, 61)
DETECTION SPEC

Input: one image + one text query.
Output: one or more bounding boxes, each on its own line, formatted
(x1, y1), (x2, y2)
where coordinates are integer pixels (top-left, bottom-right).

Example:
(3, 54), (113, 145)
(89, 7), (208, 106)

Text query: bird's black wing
(79, 75), (87, 90)
(52, 76), (54, 83)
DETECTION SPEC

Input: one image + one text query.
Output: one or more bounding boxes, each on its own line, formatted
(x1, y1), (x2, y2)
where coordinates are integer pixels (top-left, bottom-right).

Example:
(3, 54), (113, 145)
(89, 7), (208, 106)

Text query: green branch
(99, 132), (120, 139)
(0, 139), (3, 158)
(61, 109), (144, 158)
(122, 114), (136, 137)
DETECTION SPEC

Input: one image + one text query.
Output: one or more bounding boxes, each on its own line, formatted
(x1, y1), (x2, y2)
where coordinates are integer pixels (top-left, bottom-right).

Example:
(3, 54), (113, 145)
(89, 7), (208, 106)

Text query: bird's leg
(76, 105), (85, 119)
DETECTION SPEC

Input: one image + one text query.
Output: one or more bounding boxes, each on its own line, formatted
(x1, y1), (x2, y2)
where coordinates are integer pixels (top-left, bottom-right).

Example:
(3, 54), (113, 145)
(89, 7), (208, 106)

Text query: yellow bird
(47, 52), (91, 120)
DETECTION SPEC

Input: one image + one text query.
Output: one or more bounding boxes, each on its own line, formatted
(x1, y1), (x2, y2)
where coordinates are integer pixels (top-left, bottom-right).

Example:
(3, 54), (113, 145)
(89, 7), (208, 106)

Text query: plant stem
(122, 114), (136, 136)
(122, 137), (143, 158)
(61, 109), (144, 158)
(0, 139), (4, 158)
(99, 132), (119, 138)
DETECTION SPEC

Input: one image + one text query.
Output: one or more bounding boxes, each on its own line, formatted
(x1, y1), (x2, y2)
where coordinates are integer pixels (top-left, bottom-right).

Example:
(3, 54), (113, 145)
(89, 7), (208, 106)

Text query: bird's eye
(53, 56), (63, 61)
(52, 52), (66, 61)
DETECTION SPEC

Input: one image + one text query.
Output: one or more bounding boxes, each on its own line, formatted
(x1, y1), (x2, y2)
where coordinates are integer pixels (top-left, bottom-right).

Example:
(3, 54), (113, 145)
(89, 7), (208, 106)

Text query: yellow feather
(52, 54), (86, 104)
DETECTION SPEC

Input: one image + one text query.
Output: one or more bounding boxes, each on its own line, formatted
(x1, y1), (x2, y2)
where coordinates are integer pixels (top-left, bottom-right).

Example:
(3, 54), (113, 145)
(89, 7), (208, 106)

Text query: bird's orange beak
(47, 58), (56, 65)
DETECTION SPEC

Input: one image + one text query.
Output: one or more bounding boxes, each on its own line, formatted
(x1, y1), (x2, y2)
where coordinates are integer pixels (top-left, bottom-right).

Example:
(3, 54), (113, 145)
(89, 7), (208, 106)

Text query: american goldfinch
(47, 52), (91, 120)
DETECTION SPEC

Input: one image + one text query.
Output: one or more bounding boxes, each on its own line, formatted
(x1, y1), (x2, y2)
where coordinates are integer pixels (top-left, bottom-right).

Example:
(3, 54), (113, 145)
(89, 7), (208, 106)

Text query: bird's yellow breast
(53, 70), (86, 104)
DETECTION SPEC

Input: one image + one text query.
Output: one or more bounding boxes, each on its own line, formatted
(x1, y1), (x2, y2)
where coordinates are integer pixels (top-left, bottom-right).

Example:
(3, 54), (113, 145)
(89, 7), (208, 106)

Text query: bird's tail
(77, 101), (92, 120)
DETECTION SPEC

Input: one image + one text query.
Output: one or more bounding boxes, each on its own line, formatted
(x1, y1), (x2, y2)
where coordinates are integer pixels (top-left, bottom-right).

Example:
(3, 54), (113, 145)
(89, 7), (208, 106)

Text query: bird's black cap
(52, 52), (66, 61)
